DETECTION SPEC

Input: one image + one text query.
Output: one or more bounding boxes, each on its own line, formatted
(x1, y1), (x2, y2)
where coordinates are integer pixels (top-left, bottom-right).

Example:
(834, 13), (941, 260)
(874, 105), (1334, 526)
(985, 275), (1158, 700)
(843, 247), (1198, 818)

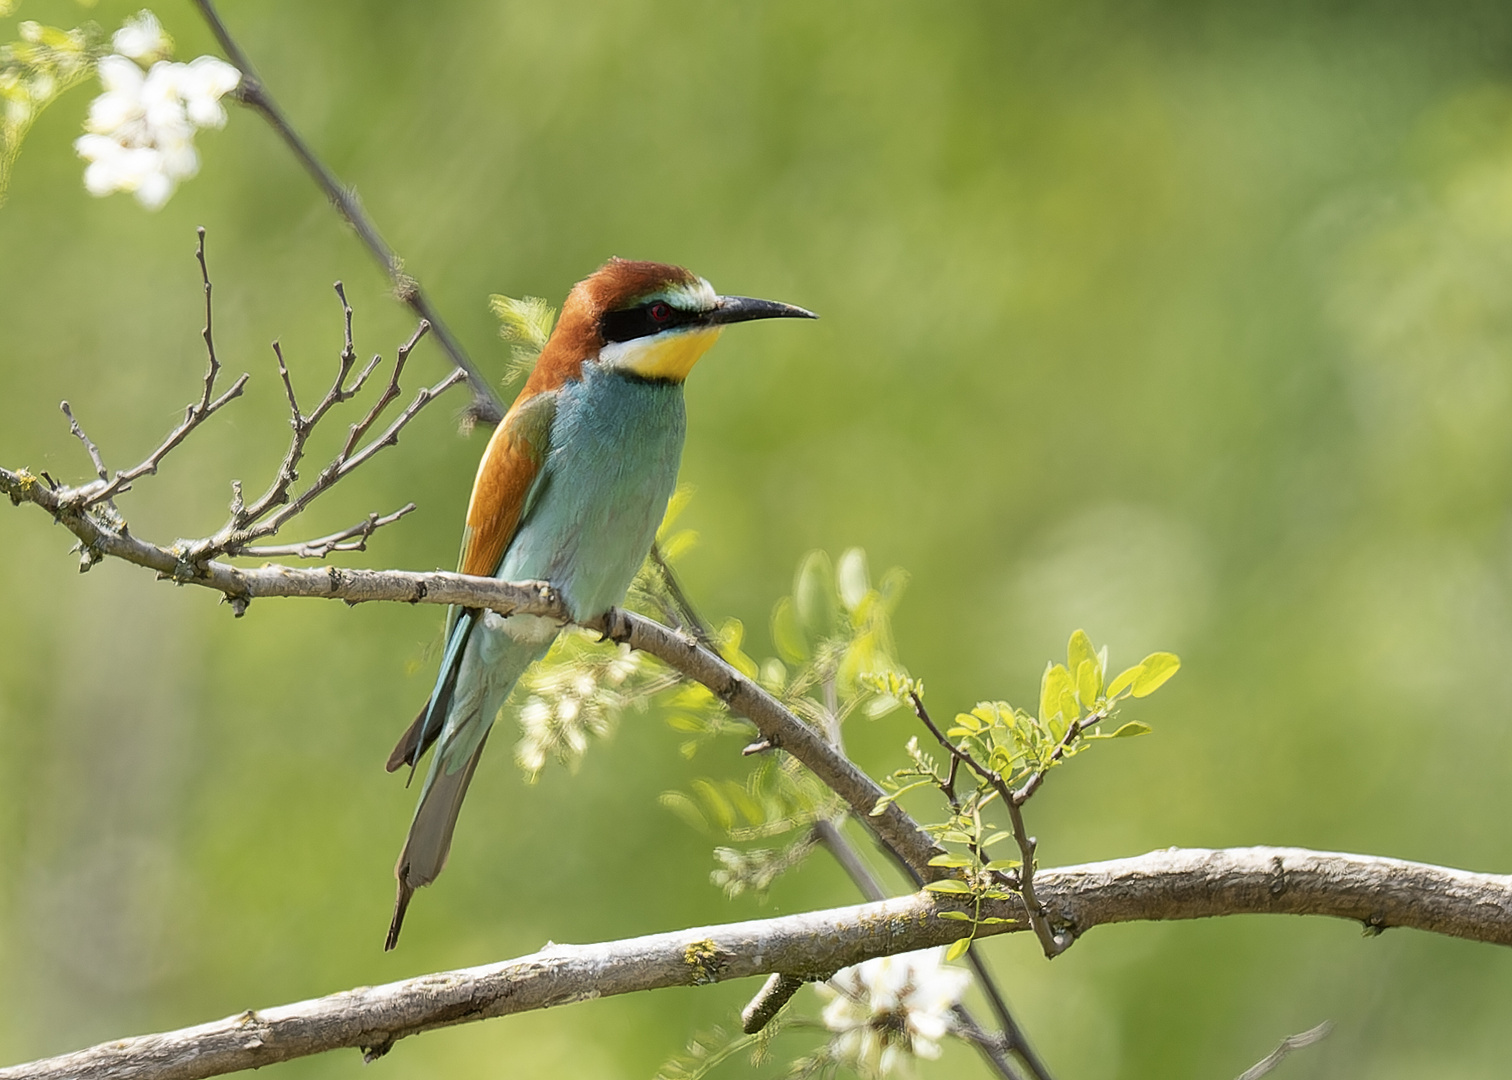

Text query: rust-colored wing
(458, 389), (557, 578)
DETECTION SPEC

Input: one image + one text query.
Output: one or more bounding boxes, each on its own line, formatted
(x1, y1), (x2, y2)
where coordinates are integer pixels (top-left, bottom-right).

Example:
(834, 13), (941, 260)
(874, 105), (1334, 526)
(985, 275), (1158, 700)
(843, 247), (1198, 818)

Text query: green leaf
(1131, 652), (1180, 697)
(1107, 664), (1143, 699)
(984, 859), (1022, 871)
(924, 879), (974, 895)
(665, 713), (707, 733)
(935, 910), (973, 921)
(770, 596), (809, 664)
(659, 791), (708, 833)
(1109, 720), (1152, 738)
(488, 294), (558, 383)
(1039, 663), (1076, 724)
(870, 779), (931, 815)
(1067, 630), (1097, 680)
(488, 293), (557, 349)
(691, 779), (734, 832)
(716, 618), (760, 679)
(981, 831), (1012, 846)
(953, 711), (985, 733)
(1076, 658), (1101, 708)
(928, 854), (975, 868)
(794, 550), (839, 641)
(945, 937), (971, 962)
(837, 547), (870, 612)
(723, 780), (765, 825)
(659, 527), (698, 564)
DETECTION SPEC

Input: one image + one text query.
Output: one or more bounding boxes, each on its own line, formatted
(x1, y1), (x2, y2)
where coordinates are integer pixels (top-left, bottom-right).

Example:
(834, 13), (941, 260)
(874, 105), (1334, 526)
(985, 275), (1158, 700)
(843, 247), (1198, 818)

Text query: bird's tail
(385, 611), (554, 949)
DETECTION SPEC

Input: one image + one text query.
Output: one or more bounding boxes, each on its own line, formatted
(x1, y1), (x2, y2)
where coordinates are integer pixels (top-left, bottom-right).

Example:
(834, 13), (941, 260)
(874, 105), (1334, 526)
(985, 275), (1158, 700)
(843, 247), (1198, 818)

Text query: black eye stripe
(600, 302), (701, 343)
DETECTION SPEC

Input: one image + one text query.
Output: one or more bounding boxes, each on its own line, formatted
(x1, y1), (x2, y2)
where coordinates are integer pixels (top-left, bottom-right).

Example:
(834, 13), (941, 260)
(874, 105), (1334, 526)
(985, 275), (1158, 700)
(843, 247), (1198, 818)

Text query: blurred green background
(5, 0), (1512, 1076)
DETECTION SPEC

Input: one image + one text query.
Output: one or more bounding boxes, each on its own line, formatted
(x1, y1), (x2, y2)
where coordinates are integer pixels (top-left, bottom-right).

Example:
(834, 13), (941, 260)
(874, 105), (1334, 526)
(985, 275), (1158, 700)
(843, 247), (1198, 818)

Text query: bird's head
(536, 258), (815, 386)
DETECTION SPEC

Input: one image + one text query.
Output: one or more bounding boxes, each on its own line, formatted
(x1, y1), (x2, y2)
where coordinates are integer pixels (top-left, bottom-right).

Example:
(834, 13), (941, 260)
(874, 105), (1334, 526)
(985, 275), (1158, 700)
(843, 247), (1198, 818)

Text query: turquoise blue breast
(496, 364), (687, 620)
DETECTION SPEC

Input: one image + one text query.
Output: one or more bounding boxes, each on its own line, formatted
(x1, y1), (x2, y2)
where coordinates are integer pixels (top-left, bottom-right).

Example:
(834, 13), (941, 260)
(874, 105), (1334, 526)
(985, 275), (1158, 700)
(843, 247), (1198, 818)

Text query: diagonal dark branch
(189, 0), (505, 427)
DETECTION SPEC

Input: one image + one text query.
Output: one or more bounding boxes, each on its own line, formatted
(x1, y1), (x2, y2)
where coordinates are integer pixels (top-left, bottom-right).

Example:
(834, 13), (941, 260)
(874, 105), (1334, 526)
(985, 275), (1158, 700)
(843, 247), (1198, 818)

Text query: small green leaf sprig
(487, 292), (557, 387)
(870, 630), (1180, 959)
(657, 547), (914, 898)
(1, 17), (104, 204)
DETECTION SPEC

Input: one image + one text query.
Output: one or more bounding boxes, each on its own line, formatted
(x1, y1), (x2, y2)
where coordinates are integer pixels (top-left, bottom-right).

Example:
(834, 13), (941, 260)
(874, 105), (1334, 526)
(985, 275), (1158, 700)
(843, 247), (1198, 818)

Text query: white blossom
(73, 14), (240, 210)
(818, 948), (971, 1077)
(111, 11), (172, 64)
(514, 641), (646, 778)
(181, 55), (240, 128)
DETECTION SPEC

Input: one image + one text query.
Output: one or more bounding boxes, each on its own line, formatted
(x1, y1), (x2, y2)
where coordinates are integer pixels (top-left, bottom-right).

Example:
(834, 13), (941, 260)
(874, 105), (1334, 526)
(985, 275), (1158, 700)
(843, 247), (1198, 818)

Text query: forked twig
(39, 230), (459, 581)
(60, 229), (250, 513)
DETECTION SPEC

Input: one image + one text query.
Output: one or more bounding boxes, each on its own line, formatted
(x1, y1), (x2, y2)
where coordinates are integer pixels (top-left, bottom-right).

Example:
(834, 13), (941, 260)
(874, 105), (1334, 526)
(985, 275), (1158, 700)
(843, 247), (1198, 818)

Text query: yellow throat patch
(604, 326), (725, 382)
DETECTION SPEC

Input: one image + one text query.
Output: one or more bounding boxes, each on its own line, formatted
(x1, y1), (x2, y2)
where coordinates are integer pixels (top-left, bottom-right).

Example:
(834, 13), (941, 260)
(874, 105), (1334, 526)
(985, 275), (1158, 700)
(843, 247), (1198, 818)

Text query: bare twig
(648, 542), (720, 651)
(1235, 1021), (1334, 1080)
(238, 505), (417, 559)
(963, 947), (1054, 1080)
(741, 973), (807, 1035)
(62, 231), (250, 512)
(205, 350), (457, 558)
(60, 400), (109, 483)
(3, 849), (1506, 1080)
(189, 0), (505, 427)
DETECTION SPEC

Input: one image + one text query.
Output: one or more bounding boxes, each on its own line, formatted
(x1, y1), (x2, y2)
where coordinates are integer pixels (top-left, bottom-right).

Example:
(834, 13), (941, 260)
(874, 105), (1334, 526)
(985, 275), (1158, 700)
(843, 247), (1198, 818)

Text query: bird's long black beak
(705, 295), (818, 326)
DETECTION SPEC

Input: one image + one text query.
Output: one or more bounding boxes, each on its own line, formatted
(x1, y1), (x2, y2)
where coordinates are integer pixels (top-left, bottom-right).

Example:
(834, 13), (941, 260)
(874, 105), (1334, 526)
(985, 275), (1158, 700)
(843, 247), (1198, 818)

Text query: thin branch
(60, 400), (109, 483)
(952, 1011), (1030, 1080)
(741, 973), (806, 1035)
(4, 848), (1507, 1080)
(1235, 1021), (1334, 1080)
(224, 359), (458, 551)
(648, 542), (720, 651)
(62, 233), (250, 512)
(189, 0), (505, 427)
(1012, 714), (1092, 807)
(906, 690), (1065, 957)
(963, 948), (1054, 1080)
(237, 505), (417, 560)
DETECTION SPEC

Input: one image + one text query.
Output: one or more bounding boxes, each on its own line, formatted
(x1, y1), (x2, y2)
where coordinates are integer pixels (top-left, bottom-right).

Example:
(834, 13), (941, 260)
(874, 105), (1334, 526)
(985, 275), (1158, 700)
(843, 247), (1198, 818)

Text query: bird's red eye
(650, 302), (672, 322)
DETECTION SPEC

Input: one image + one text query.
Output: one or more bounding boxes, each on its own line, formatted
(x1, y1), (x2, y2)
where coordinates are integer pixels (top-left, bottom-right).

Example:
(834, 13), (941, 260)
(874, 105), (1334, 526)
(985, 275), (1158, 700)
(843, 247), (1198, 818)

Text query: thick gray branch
(5, 846), (1510, 1080)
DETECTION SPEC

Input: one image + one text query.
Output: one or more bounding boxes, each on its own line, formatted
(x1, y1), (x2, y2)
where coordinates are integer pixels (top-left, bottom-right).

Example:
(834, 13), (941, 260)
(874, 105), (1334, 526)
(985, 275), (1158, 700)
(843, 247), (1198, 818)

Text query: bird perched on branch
(383, 258), (815, 948)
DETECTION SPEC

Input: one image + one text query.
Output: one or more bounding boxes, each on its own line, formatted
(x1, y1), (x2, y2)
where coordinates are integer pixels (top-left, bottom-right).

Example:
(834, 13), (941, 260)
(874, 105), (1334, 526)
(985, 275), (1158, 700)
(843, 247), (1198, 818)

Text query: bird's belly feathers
(496, 367), (686, 620)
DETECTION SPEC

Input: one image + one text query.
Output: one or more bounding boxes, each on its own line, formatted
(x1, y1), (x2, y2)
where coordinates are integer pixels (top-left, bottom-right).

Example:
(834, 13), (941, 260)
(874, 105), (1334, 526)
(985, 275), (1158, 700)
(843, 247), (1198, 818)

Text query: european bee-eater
(383, 258), (815, 948)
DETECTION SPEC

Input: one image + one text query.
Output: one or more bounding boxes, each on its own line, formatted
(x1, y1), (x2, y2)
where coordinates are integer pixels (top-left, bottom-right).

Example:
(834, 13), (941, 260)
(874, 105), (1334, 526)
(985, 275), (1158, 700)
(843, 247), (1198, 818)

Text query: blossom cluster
(73, 12), (239, 209)
(515, 639), (645, 777)
(2, 21), (92, 135)
(818, 948), (971, 1077)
